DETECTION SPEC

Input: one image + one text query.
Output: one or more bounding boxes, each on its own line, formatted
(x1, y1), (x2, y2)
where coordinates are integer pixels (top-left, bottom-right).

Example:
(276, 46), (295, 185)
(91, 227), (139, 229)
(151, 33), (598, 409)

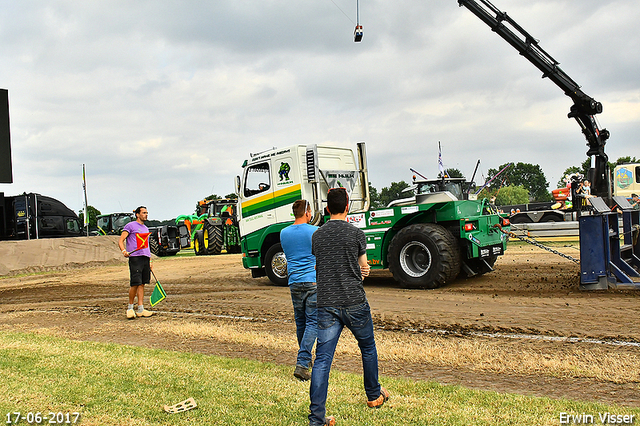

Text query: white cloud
(1, 0), (639, 219)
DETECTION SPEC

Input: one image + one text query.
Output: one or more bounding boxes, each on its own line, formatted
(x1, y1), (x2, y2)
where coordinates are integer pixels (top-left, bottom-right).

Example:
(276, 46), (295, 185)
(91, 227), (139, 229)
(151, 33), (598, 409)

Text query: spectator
(280, 199), (318, 381)
(309, 188), (388, 426)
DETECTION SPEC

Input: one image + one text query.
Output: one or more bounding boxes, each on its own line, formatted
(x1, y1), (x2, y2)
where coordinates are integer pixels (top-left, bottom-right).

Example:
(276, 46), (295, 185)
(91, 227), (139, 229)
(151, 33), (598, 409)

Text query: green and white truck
(235, 143), (509, 288)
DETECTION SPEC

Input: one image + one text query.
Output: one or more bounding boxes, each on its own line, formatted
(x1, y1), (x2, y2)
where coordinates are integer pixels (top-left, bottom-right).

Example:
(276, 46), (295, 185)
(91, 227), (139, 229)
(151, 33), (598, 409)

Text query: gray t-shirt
(312, 219), (367, 308)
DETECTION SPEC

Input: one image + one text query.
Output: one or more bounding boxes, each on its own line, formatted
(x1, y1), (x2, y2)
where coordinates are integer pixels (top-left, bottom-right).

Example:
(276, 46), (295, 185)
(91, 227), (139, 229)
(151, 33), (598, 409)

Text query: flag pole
(438, 141), (448, 179)
(82, 164), (89, 236)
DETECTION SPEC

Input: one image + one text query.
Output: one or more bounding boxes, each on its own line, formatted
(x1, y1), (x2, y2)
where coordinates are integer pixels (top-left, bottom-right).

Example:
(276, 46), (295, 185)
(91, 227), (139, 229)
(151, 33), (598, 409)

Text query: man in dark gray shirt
(308, 187), (389, 426)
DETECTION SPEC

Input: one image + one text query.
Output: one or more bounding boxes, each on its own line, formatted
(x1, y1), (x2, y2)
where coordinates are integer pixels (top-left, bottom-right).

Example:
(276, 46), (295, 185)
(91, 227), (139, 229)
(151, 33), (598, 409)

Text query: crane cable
(329, 0), (355, 25)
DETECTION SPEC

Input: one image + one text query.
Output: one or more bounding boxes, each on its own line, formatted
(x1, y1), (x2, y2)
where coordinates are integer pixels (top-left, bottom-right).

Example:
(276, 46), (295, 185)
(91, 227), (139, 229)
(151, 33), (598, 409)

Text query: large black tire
(264, 243), (288, 286)
(540, 214), (562, 222)
(509, 215), (533, 224)
(388, 223), (460, 289)
(149, 237), (160, 256)
(193, 229), (206, 256)
(204, 220), (223, 255)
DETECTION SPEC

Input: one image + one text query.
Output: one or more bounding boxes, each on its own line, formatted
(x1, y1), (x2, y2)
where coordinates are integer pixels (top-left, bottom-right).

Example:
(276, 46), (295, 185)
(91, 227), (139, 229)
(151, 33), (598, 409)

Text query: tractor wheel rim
(399, 241), (431, 278)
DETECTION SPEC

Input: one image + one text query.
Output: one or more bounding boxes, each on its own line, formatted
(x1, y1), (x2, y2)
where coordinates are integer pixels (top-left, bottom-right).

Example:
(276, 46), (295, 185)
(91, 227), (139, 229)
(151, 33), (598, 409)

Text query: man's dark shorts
(129, 256), (151, 287)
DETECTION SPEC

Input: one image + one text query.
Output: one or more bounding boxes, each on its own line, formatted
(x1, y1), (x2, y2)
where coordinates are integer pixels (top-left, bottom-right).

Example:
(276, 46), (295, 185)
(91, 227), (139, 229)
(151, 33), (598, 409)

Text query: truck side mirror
(235, 176), (241, 196)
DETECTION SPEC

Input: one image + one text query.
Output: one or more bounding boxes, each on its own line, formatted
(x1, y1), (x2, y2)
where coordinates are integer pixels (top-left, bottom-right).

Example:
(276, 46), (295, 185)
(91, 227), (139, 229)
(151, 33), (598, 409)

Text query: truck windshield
(66, 218), (80, 234)
(244, 162), (271, 197)
(113, 216), (132, 229)
(442, 182), (463, 199)
(97, 217), (110, 229)
(417, 181), (463, 199)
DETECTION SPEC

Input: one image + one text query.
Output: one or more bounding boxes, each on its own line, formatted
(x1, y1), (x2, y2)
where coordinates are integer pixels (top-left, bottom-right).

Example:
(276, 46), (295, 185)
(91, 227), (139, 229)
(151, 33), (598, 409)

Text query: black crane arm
(458, 0), (611, 201)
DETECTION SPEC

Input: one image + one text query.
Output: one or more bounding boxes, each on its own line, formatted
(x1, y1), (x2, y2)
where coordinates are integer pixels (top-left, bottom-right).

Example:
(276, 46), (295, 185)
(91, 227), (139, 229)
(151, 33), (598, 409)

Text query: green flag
(150, 271), (166, 307)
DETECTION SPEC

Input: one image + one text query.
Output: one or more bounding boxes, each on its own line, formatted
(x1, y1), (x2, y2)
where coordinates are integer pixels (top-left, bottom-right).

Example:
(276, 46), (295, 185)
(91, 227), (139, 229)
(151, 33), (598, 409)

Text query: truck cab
(236, 144), (368, 285)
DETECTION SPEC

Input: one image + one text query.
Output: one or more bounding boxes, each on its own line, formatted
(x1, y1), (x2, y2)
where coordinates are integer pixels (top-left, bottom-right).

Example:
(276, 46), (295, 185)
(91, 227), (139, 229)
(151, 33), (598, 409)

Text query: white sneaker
(137, 309), (153, 318)
(126, 308), (136, 320)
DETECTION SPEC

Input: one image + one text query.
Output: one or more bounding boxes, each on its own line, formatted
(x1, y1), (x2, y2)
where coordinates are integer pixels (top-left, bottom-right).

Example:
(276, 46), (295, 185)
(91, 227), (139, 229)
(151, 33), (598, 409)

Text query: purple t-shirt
(123, 221), (151, 257)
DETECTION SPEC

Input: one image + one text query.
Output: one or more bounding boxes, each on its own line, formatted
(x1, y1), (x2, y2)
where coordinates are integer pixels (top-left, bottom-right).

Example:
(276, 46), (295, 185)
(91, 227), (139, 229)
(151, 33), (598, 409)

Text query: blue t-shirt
(280, 223), (317, 284)
(123, 220), (151, 257)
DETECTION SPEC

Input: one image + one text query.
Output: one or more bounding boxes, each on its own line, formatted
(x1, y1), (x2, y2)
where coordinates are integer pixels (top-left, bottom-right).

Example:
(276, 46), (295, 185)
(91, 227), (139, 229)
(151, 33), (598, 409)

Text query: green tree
(78, 205), (101, 229)
(494, 185), (530, 206)
(477, 187), (498, 201)
(438, 168), (464, 179)
(486, 162), (551, 202)
(379, 181), (411, 207)
(368, 182), (383, 209)
(557, 159), (591, 187)
(611, 156), (639, 168)
(558, 156), (639, 189)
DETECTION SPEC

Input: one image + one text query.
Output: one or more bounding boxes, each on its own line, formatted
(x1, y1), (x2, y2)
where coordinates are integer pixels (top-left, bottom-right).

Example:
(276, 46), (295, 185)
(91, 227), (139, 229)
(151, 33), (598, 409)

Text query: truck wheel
(194, 230), (206, 256)
(388, 223), (460, 289)
(204, 220), (223, 255)
(509, 215), (533, 224)
(540, 215), (562, 222)
(264, 243), (288, 287)
(149, 237), (160, 256)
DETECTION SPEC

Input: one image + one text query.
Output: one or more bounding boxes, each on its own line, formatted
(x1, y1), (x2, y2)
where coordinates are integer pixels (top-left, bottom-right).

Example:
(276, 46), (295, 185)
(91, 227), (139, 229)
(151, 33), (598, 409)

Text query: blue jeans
(289, 282), (317, 369)
(308, 302), (381, 426)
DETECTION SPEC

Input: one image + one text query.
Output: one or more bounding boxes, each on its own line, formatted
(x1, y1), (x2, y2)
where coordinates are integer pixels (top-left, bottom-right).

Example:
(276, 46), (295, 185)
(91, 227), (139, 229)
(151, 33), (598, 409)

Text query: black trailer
(0, 192), (82, 240)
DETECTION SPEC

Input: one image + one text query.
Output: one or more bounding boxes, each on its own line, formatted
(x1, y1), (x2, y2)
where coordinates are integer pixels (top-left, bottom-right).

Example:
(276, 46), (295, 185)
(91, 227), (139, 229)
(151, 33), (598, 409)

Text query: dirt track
(1, 241), (640, 407)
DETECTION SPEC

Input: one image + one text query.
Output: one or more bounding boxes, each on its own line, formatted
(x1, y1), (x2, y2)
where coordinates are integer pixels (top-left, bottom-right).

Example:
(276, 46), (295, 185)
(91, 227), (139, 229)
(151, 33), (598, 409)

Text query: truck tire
(264, 243), (288, 287)
(540, 214), (562, 222)
(509, 215), (533, 224)
(204, 220), (223, 255)
(149, 237), (160, 256)
(388, 223), (460, 289)
(194, 230), (206, 256)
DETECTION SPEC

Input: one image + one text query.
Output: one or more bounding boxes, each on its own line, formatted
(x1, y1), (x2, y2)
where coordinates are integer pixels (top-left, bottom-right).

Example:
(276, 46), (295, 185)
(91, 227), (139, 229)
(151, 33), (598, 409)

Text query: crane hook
(354, 0), (363, 42)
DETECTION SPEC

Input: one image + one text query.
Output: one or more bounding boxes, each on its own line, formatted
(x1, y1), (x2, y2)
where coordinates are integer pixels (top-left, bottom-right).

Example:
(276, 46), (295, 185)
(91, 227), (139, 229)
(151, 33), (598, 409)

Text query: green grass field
(1, 331), (638, 426)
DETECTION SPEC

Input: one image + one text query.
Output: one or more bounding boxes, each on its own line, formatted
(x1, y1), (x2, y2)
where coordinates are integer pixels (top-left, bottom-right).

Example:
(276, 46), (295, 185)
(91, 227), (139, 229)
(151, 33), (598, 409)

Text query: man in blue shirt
(280, 199), (318, 381)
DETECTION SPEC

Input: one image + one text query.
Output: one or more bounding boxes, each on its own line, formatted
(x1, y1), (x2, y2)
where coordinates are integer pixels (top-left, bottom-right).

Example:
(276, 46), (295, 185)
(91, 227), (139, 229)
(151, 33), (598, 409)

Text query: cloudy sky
(1, 0), (639, 220)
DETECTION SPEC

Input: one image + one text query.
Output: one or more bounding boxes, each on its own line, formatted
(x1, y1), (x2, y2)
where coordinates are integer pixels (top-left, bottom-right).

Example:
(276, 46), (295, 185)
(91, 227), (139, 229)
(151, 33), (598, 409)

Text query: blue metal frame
(579, 202), (640, 290)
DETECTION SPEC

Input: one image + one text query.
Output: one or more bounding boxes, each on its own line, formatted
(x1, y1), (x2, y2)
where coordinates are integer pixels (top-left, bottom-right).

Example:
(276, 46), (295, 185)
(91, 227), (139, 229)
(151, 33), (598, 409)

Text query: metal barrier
(510, 221), (578, 238)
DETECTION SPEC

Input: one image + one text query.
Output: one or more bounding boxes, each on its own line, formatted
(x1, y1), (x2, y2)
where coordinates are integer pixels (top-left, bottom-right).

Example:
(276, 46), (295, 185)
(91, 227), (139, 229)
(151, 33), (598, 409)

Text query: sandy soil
(1, 237), (639, 407)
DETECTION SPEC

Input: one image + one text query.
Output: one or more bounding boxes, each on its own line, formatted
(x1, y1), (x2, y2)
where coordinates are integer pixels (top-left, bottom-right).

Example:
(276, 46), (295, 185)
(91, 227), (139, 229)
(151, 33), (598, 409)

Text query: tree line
(368, 156), (638, 208)
(81, 156), (637, 226)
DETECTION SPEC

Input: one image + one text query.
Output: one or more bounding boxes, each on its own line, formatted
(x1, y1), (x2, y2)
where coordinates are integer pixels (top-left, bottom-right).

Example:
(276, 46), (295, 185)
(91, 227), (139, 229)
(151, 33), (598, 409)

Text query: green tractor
(189, 198), (241, 256)
(95, 213), (135, 235)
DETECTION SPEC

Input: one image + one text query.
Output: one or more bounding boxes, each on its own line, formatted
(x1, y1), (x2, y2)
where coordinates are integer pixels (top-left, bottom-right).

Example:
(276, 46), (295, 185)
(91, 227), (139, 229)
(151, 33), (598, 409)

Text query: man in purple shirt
(118, 206), (154, 319)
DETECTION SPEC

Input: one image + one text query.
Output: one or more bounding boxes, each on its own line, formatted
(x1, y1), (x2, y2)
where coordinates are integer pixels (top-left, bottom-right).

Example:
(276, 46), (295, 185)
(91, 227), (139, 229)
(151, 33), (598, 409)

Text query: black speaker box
(0, 89), (12, 184)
